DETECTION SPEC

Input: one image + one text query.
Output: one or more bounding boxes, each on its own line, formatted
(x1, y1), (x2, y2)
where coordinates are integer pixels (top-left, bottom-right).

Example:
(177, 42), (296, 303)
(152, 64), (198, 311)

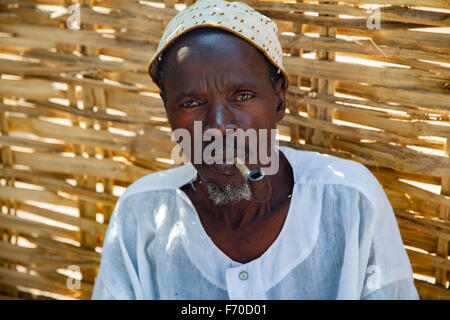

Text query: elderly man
(92, 0), (418, 300)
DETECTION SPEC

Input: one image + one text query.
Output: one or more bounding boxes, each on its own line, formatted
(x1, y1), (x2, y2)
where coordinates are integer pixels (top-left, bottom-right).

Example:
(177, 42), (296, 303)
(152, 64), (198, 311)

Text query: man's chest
(197, 199), (291, 264)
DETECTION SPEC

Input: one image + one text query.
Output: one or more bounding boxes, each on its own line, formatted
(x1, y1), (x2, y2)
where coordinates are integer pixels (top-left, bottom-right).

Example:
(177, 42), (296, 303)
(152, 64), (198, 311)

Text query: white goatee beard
(202, 180), (252, 206)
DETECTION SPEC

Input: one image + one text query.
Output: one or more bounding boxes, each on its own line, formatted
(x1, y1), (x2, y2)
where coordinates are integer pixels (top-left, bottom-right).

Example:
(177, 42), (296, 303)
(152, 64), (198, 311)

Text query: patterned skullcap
(147, 0), (289, 88)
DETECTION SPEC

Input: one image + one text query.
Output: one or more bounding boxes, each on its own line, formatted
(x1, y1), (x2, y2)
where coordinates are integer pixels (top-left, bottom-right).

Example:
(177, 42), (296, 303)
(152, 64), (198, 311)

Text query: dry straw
(0, 0), (449, 299)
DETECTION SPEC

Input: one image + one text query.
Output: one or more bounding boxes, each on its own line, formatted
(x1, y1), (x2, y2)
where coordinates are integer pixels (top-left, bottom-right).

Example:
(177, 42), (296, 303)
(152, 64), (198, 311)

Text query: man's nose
(203, 100), (239, 134)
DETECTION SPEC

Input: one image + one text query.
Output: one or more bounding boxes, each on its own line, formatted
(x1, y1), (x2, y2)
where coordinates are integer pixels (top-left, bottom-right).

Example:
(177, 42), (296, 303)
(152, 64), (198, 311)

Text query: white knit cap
(148, 0), (289, 88)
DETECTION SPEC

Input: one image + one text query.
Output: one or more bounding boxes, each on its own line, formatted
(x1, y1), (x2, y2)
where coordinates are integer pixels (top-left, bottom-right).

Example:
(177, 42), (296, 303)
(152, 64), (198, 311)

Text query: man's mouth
(210, 162), (235, 173)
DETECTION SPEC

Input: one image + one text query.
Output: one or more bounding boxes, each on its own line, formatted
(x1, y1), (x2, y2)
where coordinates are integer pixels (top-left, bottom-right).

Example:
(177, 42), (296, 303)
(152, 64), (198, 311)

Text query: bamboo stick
(341, 52), (450, 77)
(278, 34), (450, 63)
(387, 189), (441, 218)
(7, 115), (174, 159)
(0, 241), (99, 271)
(0, 58), (94, 77)
(288, 85), (450, 119)
(399, 228), (437, 254)
(333, 108), (450, 138)
(333, 139), (450, 177)
(284, 57), (449, 93)
(414, 279), (450, 300)
(282, 113), (447, 151)
(105, 89), (167, 118)
(367, 167), (441, 185)
(0, 35), (54, 50)
(260, 10), (427, 29)
(0, 213), (78, 241)
(18, 202), (107, 236)
(336, 81), (450, 112)
(411, 265), (436, 280)
(0, 78), (66, 100)
(104, 71), (159, 91)
(0, 135), (66, 153)
(280, 139), (379, 167)
(20, 49), (143, 72)
(97, 0), (178, 20)
(338, 28), (450, 52)
(0, 265), (91, 299)
(0, 168), (118, 206)
(376, 173), (450, 209)
(395, 209), (450, 240)
(3, 99), (161, 126)
(12, 150), (153, 183)
(30, 236), (101, 261)
(407, 249), (450, 271)
(0, 100), (71, 119)
(0, 186), (77, 207)
(246, 1), (450, 26)
(318, 0), (449, 8)
(0, 24), (154, 52)
(435, 140), (450, 286)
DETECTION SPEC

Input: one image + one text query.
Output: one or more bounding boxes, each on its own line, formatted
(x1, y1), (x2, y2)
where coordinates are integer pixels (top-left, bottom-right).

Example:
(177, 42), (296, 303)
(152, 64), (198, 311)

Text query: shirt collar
(176, 146), (322, 291)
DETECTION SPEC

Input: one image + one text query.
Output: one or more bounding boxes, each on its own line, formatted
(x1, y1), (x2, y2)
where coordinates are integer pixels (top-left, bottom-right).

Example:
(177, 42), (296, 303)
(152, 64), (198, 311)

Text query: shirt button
(239, 271), (248, 281)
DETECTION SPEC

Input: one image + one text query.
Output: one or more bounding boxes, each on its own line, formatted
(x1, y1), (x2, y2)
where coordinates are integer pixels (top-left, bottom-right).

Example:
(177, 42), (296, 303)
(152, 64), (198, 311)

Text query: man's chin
(199, 173), (252, 206)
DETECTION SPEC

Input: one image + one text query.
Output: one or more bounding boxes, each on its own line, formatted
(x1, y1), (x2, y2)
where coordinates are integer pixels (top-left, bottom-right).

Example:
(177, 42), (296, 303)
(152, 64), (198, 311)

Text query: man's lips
(209, 163), (238, 176)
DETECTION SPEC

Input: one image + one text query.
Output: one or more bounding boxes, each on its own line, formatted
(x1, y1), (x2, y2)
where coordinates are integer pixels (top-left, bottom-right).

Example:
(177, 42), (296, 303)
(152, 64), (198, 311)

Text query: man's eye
(182, 100), (200, 108)
(236, 93), (252, 102)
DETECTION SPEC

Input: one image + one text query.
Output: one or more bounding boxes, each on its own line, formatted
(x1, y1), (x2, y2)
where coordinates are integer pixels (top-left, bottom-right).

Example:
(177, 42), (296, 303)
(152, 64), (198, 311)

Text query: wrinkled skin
(161, 30), (294, 263)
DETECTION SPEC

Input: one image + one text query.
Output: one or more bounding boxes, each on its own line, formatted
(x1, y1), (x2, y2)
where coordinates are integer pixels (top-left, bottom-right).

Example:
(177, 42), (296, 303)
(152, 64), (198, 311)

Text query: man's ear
(274, 77), (287, 123)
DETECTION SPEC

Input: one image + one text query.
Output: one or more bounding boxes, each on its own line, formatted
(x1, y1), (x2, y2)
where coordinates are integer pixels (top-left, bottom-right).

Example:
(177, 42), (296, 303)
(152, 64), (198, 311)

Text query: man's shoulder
(281, 146), (383, 205)
(120, 163), (196, 201)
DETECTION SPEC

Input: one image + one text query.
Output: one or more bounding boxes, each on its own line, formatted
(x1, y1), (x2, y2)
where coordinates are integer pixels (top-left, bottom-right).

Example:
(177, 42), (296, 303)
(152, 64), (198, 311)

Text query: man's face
(162, 30), (286, 188)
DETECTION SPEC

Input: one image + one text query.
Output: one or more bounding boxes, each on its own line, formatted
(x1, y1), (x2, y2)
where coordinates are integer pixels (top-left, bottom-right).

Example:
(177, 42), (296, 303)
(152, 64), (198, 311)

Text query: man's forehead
(167, 28), (259, 64)
(163, 32), (269, 93)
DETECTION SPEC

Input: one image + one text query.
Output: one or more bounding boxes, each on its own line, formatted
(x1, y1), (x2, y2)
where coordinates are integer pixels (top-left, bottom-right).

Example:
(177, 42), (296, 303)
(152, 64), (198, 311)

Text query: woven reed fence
(0, 0), (449, 300)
